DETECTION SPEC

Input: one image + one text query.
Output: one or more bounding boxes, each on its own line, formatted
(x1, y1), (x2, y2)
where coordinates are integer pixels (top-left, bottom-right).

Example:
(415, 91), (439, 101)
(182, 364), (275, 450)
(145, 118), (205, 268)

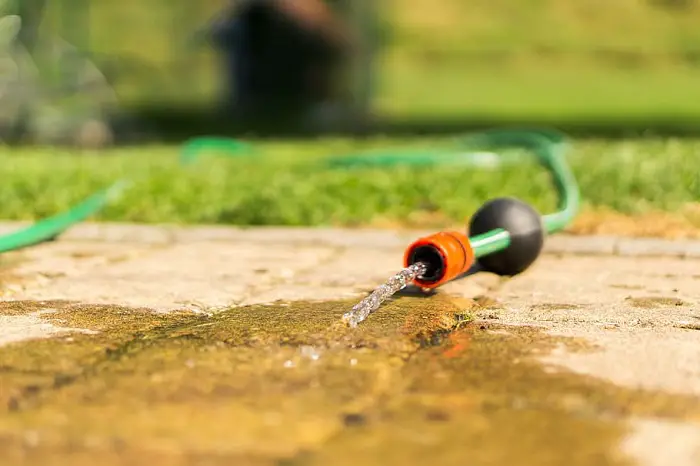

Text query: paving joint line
(1, 222), (700, 259)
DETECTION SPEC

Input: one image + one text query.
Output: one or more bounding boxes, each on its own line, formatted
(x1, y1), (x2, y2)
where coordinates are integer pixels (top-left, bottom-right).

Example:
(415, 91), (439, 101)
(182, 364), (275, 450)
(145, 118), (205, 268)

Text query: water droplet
(300, 345), (321, 361)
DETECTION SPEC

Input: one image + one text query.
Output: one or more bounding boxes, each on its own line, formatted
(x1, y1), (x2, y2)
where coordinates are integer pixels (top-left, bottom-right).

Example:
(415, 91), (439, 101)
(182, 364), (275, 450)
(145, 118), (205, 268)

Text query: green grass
(0, 137), (698, 227)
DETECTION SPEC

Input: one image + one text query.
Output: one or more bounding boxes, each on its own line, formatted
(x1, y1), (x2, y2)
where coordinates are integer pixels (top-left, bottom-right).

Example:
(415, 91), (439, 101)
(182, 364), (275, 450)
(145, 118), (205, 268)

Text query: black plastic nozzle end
(469, 197), (544, 276)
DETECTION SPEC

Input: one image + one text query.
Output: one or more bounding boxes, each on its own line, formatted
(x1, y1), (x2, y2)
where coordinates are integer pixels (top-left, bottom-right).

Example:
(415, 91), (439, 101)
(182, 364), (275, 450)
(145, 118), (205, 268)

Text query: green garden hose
(0, 128), (580, 260)
(328, 128), (579, 258)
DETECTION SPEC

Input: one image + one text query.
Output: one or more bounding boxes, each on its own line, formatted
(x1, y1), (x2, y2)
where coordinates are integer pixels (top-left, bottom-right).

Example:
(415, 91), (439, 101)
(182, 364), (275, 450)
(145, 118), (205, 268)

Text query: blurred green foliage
(16, 0), (700, 123)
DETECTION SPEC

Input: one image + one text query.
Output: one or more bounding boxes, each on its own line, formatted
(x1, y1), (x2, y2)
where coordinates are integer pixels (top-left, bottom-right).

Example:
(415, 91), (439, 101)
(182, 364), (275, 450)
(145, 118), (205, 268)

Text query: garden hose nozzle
(403, 231), (475, 289)
(341, 129), (581, 327)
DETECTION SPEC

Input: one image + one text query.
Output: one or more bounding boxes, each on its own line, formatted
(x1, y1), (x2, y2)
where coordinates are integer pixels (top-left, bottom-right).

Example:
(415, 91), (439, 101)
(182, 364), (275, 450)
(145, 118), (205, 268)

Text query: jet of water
(342, 262), (427, 328)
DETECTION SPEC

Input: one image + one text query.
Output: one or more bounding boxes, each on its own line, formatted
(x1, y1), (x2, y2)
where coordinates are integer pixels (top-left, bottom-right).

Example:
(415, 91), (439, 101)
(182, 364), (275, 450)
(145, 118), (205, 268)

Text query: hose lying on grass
(0, 128), (580, 258)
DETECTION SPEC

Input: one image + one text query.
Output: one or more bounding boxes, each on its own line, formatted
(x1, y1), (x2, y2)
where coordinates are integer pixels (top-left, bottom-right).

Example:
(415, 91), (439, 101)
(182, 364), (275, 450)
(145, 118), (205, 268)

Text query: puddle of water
(0, 297), (698, 466)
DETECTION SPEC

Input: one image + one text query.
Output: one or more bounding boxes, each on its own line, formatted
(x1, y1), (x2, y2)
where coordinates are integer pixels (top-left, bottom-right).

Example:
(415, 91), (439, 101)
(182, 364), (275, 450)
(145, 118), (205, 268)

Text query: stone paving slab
(2, 225), (698, 391)
(0, 224), (699, 465)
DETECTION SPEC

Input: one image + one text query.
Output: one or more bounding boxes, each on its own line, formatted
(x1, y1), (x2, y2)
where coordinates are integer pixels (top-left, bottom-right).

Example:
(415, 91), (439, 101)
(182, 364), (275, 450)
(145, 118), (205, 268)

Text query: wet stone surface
(1, 230), (700, 465)
(0, 298), (699, 466)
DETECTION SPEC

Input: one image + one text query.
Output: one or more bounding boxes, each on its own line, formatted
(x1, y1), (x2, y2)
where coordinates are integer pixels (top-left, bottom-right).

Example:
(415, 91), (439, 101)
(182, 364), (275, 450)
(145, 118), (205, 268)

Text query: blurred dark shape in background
(208, 0), (353, 124)
(5, 0), (379, 144)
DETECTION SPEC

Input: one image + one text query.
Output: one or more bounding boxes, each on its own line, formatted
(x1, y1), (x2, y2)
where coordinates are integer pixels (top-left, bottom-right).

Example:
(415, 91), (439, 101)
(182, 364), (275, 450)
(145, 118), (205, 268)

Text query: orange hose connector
(403, 231), (475, 289)
(404, 231), (474, 288)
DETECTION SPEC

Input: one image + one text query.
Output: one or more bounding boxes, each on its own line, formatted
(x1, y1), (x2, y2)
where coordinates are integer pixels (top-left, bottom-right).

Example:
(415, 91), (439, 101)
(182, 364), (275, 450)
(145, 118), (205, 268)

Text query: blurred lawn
(1, 138), (699, 231)
(376, 63), (700, 121)
(377, 0), (700, 121)
(32, 0), (700, 122)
